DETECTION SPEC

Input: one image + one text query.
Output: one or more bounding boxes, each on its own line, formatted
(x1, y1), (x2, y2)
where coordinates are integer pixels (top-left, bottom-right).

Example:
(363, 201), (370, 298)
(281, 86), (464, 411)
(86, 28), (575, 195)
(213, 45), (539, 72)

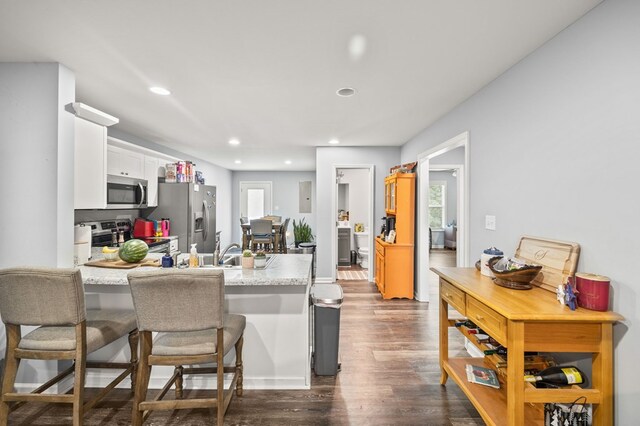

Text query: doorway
(240, 181), (272, 219)
(330, 165), (375, 283)
(415, 132), (469, 302)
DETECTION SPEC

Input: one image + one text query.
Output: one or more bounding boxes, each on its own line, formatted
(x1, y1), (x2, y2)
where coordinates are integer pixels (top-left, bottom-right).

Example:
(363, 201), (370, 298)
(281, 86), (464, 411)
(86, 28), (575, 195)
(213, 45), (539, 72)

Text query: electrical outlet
(485, 215), (496, 231)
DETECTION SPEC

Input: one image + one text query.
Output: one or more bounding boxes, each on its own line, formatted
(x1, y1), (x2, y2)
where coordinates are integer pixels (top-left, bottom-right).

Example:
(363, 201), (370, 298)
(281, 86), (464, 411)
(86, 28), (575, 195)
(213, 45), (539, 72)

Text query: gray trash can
(299, 242), (316, 279)
(311, 284), (343, 376)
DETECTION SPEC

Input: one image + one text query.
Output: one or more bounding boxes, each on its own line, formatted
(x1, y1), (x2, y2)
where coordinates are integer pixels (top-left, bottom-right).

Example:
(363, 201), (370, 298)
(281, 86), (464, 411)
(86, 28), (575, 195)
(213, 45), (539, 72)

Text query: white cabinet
(107, 145), (144, 179)
(74, 117), (107, 209)
(144, 156), (159, 207)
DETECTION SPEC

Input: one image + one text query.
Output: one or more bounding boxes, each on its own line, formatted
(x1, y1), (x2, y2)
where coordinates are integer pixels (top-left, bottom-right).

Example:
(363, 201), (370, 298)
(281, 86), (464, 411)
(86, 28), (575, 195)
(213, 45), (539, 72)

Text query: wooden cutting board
(514, 236), (580, 293)
(84, 258), (161, 269)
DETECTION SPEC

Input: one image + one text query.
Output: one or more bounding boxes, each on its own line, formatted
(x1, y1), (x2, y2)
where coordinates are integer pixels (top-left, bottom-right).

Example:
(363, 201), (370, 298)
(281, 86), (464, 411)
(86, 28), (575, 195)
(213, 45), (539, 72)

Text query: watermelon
(119, 239), (149, 263)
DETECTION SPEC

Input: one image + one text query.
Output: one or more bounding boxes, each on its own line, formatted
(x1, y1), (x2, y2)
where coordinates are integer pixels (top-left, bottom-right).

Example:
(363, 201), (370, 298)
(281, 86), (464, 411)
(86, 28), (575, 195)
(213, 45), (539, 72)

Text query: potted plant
(293, 218), (314, 247)
(254, 250), (267, 268)
(241, 249), (254, 269)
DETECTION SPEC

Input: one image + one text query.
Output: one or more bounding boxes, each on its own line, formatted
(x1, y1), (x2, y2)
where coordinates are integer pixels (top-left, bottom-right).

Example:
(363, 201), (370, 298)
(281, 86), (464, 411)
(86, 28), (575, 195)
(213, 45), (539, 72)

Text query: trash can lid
(311, 284), (343, 307)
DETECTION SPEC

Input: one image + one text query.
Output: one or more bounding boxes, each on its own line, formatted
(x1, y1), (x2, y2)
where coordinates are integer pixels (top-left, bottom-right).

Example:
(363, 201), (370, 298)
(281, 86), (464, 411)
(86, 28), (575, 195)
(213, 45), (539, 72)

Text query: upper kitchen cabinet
(74, 117), (107, 209)
(107, 144), (145, 179)
(107, 137), (182, 208)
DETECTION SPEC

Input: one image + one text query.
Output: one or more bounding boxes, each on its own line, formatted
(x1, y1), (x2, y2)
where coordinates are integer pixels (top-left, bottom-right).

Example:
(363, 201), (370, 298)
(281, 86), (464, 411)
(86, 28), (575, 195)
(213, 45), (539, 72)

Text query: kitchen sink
(199, 253), (275, 269)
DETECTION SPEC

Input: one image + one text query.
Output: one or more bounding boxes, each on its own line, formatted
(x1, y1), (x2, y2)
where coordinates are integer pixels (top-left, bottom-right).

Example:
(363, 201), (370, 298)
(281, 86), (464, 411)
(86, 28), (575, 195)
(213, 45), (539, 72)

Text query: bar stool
(127, 269), (245, 426)
(0, 267), (139, 426)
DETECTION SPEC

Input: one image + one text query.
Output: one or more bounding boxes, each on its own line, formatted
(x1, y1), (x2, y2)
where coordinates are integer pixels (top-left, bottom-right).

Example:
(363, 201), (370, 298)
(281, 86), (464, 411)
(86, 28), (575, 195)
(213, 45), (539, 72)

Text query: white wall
(400, 0), (639, 421)
(0, 63), (75, 269)
(0, 62), (76, 386)
(108, 129), (234, 249)
(316, 147), (400, 280)
(231, 171), (316, 246)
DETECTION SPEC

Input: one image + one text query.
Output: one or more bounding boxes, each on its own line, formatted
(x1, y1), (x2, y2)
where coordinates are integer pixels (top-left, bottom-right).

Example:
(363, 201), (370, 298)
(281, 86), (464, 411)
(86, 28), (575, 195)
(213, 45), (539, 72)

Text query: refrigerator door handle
(202, 200), (209, 241)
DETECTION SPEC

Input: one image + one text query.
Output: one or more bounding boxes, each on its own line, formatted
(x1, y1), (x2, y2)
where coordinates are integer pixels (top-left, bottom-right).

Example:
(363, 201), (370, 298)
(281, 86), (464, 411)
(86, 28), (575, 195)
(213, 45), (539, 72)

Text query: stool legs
(174, 366), (184, 399)
(128, 330), (139, 391)
(0, 325), (21, 425)
(72, 323), (87, 426)
(235, 335), (244, 397)
(132, 331), (152, 426)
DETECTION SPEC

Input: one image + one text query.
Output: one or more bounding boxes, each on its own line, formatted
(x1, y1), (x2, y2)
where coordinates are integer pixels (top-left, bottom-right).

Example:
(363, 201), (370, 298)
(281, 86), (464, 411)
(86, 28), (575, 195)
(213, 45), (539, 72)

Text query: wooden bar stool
(0, 267), (139, 426)
(127, 269), (245, 426)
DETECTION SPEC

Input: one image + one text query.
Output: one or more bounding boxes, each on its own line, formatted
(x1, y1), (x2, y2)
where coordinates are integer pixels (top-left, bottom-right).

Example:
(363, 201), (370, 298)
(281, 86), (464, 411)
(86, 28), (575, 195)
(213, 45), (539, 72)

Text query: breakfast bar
(79, 253), (313, 390)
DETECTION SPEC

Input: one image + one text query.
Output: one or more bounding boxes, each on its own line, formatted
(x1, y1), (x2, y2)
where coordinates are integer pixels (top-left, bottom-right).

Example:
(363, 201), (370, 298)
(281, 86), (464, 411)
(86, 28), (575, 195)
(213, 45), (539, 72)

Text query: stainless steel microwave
(106, 176), (148, 209)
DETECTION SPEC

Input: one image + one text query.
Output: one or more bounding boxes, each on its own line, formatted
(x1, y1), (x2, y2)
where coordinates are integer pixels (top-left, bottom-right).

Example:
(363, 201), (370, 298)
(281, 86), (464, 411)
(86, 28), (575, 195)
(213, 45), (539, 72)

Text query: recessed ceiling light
(284, 160), (292, 165)
(149, 86), (171, 96)
(336, 87), (355, 97)
(234, 160), (242, 164)
(329, 139), (340, 145)
(229, 138), (240, 146)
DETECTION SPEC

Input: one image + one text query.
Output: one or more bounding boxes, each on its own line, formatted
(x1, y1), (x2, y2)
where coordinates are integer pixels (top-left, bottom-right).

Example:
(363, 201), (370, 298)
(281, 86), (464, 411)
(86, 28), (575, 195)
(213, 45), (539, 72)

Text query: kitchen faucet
(219, 243), (241, 260)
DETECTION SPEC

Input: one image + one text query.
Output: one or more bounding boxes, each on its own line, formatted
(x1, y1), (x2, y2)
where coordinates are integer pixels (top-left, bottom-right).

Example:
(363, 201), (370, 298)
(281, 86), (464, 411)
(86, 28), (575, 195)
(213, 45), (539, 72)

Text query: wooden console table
(432, 267), (623, 425)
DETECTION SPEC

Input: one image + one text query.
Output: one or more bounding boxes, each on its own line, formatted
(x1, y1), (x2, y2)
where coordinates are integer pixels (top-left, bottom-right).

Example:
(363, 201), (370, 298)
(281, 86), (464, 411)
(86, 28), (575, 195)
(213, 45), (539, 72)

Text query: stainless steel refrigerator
(146, 183), (216, 253)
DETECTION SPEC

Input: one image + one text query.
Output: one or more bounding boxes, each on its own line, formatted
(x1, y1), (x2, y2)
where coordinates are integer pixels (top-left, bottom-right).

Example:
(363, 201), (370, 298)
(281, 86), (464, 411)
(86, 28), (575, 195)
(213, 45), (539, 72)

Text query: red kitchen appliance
(133, 218), (155, 238)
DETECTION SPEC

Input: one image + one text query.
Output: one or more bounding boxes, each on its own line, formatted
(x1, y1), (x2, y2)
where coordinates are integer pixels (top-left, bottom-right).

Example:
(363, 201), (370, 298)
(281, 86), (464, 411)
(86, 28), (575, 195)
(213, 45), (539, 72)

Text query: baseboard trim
(82, 370), (310, 390)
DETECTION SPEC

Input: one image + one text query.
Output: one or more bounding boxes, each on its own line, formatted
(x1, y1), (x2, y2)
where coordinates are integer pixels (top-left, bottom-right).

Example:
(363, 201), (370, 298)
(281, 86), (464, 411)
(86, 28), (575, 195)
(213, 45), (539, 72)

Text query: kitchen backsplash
(74, 209), (141, 224)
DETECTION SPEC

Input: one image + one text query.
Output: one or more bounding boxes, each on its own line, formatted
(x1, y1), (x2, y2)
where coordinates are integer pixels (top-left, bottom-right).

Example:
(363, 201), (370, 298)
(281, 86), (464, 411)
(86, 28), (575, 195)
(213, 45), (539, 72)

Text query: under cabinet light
(69, 103), (119, 127)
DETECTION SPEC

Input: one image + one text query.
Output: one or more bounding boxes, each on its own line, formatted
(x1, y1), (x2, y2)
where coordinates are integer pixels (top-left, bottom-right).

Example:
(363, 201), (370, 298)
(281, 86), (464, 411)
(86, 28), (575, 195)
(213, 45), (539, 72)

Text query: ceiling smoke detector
(336, 87), (355, 97)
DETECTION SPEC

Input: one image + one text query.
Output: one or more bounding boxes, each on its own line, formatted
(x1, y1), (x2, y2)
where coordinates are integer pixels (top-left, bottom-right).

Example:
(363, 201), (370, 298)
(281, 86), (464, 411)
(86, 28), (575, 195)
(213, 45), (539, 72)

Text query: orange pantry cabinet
(375, 173), (415, 299)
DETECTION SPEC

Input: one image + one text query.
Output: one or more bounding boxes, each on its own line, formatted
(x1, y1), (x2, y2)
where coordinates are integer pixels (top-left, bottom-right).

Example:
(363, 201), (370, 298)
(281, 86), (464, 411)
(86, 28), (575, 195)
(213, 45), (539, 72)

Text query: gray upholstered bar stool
(127, 268), (245, 426)
(0, 267), (138, 426)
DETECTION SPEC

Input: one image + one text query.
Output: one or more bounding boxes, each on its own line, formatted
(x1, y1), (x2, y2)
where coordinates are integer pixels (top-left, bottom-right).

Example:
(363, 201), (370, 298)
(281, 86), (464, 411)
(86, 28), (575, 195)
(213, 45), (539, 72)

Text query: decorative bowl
(103, 250), (120, 261)
(488, 257), (542, 290)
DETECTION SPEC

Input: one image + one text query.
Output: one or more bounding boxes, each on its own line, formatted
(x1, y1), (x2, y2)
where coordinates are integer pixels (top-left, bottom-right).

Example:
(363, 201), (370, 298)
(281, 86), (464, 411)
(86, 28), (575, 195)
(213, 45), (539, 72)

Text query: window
(428, 181), (446, 229)
(240, 181), (272, 220)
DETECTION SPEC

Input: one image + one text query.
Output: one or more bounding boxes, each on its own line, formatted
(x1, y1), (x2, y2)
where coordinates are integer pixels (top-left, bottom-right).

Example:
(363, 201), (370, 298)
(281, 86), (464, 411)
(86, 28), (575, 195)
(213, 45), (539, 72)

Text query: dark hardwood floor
(6, 249), (481, 425)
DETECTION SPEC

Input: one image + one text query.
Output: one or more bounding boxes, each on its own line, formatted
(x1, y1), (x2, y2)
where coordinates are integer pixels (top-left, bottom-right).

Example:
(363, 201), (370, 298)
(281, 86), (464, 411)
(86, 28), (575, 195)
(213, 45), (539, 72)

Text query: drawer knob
(445, 293), (452, 298)
(475, 315), (484, 321)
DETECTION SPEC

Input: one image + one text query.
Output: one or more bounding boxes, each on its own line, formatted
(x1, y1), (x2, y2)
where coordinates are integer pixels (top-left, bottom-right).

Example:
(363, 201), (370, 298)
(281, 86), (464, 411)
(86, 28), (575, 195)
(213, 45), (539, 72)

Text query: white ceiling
(0, 0), (601, 171)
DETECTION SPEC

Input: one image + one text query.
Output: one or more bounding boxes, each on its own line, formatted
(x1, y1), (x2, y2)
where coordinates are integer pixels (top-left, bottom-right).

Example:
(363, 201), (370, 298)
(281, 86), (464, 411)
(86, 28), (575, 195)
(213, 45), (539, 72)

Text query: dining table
(241, 221), (282, 252)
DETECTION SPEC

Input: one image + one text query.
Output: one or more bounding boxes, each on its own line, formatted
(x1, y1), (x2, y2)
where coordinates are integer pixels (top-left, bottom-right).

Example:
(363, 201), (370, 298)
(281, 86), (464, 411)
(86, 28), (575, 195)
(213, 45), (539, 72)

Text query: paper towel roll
(74, 224), (91, 243)
(74, 225), (92, 264)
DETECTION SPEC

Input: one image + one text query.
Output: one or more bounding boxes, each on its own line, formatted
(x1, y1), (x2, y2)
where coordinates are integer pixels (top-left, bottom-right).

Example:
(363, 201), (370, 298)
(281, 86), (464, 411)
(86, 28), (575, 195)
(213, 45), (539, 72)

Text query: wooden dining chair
(0, 267), (139, 426)
(250, 219), (273, 251)
(127, 269), (245, 426)
(279, 218), (290, 253)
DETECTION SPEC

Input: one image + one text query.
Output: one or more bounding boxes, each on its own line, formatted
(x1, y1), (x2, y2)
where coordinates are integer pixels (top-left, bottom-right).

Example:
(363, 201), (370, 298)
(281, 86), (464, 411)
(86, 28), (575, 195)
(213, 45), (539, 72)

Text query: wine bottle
(524, 366), (585, 385)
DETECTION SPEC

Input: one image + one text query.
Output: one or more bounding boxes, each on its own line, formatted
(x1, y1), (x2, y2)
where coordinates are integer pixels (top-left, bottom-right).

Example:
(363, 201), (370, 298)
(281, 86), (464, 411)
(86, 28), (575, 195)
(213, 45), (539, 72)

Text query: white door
(240, 182), (272, 219)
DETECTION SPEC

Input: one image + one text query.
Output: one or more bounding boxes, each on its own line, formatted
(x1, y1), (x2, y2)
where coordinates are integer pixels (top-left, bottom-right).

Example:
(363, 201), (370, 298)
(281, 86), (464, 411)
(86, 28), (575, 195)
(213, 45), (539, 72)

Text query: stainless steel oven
(106, 176), (147, 209)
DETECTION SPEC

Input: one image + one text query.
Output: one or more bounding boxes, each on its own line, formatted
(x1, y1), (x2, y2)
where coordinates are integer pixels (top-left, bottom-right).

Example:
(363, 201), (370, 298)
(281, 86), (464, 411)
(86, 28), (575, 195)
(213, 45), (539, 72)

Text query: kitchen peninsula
(79, 253), (313, 390)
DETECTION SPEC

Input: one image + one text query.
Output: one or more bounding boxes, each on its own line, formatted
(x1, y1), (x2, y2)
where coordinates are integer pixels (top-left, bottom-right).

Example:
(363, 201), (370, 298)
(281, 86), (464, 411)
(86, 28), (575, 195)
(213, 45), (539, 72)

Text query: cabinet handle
(475, 315), (484, 321)
(445, 293), (452, 298)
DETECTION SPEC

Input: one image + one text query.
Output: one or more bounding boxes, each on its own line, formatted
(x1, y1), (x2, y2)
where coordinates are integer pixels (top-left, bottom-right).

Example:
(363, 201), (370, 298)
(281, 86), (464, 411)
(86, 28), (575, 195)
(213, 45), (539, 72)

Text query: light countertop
(80, 253), (312, 287)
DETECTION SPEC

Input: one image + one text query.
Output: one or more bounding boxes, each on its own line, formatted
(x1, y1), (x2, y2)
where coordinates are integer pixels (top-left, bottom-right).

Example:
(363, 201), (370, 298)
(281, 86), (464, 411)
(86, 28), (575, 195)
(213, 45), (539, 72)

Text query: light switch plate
(485, 215), (496, 230)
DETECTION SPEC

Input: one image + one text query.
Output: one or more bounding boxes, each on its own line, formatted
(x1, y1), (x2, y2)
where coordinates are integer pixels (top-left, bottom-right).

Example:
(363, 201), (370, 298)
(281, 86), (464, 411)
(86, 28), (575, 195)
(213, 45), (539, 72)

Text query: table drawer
(440, 279), (465, 314)
(466, 296), (507, 343)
